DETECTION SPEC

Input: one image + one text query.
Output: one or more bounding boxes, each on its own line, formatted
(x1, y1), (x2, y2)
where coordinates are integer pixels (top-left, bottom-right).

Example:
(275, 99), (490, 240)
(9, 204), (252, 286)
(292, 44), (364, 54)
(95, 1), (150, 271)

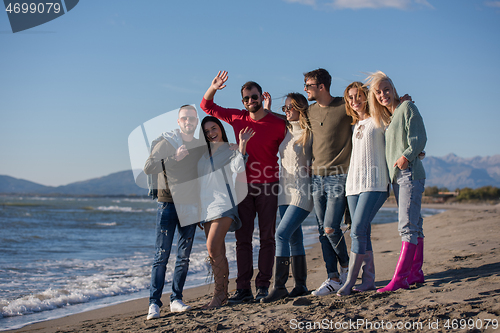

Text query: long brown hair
(200, 116), (229, 156)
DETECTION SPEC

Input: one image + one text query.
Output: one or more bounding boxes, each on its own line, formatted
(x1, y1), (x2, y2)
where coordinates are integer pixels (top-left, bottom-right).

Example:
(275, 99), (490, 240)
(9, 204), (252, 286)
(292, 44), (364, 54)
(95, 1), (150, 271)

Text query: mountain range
(0, 170), (148, 197)
(422, 154), (500, 190)
(1, 154), (499, 196)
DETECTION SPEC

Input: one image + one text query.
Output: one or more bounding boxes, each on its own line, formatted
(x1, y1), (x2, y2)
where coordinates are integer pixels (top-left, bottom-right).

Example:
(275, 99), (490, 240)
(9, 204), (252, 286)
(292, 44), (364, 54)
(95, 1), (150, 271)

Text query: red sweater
(200, 98), (286, 183)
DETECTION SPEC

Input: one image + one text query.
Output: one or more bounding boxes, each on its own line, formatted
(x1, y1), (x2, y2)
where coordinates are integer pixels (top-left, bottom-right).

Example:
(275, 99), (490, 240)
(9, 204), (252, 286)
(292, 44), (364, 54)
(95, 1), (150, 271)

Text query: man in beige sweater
(303, 68), (352, 296)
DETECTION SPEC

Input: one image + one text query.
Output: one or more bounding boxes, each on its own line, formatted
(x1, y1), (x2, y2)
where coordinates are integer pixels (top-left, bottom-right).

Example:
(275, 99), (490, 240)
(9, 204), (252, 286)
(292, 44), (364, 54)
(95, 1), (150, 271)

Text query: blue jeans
(347, 191), (388, 254)
(392, 167), (425, 245)
(275, 205), (310, 257)
(312, 174), (350, 279)
(149, 202), (196, 307)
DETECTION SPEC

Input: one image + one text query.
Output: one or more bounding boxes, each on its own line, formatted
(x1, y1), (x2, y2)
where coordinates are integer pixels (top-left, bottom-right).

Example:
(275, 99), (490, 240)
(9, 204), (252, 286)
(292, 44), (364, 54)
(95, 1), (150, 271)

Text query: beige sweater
(308, 97), (352, 176)
(278, 121), (314, 212)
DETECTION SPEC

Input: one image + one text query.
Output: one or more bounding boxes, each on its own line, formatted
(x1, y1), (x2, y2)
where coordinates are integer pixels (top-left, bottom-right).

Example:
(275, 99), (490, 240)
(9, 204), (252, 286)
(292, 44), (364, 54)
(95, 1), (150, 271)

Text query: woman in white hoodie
(198, 116), (254, 308)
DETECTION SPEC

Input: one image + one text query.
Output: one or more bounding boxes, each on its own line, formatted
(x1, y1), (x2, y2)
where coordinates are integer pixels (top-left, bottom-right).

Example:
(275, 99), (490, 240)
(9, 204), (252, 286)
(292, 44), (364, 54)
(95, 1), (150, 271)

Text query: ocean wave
(0, 248), (214, 319)
(95, 222), (118, 226)
(122, 198), (154, 203)
(421, 208), (446, 217)
(0, 262), (149, 317)
(95, 206), (143, 213)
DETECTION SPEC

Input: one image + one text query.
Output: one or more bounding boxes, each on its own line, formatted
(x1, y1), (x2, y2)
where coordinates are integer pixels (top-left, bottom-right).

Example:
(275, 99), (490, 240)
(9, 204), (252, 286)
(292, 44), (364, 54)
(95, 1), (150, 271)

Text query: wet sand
(12, 203), (500, 332)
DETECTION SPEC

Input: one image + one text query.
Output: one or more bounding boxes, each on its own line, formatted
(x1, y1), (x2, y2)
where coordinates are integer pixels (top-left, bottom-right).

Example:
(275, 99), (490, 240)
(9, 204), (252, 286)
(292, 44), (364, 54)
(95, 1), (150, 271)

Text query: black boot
(289, 255), (308, 297)
(261, 257), (289, 303)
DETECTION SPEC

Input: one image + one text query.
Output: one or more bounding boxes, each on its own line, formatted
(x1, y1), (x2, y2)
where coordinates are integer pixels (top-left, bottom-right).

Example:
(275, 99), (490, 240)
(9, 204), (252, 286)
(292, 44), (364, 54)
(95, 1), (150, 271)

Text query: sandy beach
(12, 203), (500, 332)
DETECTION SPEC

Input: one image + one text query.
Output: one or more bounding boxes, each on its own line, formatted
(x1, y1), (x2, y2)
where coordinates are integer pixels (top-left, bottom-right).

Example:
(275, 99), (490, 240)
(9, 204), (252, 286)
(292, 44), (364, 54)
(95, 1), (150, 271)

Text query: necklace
(318, 109), (328, 126)
(318, 97), (334, 126)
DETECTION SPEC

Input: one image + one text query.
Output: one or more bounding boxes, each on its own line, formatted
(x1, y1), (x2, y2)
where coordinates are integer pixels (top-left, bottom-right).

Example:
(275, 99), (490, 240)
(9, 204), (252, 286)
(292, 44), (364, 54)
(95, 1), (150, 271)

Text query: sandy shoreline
(10, 203), (500, 332)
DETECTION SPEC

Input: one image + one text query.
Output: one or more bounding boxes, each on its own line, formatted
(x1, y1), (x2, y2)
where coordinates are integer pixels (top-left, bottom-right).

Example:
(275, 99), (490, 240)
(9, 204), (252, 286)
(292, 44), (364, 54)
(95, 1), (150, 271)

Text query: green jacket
(385, 101), (427, 182)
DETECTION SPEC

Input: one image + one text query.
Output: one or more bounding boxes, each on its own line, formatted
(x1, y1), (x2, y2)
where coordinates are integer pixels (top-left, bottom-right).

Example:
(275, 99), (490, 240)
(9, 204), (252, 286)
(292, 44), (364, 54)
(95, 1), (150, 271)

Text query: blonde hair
(365, 71), (399, 127)
(344, 81), (369, 125)
(285, 92), (312, 150)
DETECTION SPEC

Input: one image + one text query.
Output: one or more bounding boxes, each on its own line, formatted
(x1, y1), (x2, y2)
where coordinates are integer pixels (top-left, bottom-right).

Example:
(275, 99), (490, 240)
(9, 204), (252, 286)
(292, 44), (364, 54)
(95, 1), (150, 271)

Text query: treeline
(424, 185), (500, 202)
(456, 186), (500, 201)
(423, 186), (451, 196)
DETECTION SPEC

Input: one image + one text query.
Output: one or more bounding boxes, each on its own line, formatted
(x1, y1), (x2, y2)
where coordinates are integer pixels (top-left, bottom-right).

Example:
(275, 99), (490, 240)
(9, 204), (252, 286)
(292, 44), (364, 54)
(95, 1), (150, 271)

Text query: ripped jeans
(150, 202), (196, 307)
(312, 174), (350, 279)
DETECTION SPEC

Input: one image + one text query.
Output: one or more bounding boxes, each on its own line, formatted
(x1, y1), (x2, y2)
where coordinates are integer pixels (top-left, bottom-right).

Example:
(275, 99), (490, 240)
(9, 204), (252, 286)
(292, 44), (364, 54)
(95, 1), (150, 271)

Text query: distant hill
(1, 154), (499, 196)
(0, 170), (148, 196)
(422, 154), (500, 190)
(0, 175), (52, 194)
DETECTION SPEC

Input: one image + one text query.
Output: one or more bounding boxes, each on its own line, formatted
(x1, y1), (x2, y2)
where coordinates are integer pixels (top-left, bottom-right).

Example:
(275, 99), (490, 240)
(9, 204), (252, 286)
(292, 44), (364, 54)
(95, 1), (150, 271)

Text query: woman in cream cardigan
(261, 92), (313, 303)
(337, 82), (390, 296)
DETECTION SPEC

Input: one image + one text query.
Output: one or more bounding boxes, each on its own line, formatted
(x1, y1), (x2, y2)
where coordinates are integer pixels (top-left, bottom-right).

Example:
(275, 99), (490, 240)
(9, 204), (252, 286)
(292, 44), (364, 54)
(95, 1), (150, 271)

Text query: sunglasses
(282, 105), (293, 112)
(304, 83), (320, 90)
(179, 116), (197, 122)
(242, 94), (259, 103)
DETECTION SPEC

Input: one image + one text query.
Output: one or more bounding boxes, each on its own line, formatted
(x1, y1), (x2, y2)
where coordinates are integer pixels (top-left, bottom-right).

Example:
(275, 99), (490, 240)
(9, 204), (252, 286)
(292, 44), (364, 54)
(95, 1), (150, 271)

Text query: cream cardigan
(278, 121), (314, 212)
(346, 117), (390, 196)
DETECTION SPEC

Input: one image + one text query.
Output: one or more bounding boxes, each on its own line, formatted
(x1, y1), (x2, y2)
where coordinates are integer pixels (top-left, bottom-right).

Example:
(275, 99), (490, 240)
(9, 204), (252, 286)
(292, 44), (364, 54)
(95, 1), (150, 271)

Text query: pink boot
(377, 241), (417, 293)
(407, 237), (424, 285)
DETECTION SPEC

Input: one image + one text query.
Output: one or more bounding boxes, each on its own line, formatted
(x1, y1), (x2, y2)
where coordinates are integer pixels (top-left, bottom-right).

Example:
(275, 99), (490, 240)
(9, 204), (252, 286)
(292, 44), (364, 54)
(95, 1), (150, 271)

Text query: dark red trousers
(235, 182), (279, 289)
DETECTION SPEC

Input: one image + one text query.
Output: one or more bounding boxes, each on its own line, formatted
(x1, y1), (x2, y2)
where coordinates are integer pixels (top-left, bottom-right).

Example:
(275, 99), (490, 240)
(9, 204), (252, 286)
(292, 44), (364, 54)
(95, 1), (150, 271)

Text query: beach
(11, 203), (500, 332)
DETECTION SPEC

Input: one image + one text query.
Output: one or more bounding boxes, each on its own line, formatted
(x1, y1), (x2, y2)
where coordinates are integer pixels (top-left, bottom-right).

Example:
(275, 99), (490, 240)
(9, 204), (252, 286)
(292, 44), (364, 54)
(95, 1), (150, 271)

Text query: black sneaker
(255, 287), (269, 302)
(228, 289), (253, 304)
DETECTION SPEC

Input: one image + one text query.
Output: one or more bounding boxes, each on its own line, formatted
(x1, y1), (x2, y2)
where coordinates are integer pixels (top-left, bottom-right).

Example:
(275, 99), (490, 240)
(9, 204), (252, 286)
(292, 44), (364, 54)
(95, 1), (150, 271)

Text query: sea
(0, 195), (444, 331)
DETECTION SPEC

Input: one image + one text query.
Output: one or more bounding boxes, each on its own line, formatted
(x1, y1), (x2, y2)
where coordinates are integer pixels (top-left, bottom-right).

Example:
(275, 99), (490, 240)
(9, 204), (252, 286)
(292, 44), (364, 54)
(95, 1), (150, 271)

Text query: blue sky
(1, 0), (499, 186)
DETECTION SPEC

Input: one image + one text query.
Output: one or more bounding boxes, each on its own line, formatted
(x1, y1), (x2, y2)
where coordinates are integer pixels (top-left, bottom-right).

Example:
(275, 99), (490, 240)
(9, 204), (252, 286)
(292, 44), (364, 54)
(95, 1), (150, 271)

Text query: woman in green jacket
(366, 71), (427, 293)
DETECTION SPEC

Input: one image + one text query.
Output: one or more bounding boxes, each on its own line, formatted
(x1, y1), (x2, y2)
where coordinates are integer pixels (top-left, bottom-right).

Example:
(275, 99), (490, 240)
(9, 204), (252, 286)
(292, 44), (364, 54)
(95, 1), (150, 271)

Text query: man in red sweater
(200, 71), (286, 303)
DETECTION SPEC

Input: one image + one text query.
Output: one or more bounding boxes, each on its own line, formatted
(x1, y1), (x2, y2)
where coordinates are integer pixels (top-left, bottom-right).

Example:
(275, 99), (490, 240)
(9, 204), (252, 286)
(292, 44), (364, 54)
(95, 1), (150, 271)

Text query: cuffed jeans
(149, 202), (196, 307)
(392, 167), (425, 245)
(347, 191), (388, 254)
(235, 182), (279, 289)
(275, 205), (310, 257)
(312, 174), (349, 279)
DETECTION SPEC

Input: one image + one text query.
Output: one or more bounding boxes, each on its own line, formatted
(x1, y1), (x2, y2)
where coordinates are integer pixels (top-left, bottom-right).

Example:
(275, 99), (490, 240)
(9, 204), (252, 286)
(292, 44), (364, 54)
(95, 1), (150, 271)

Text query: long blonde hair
(286, 92), (312, 150)
(365, 71), (399, 127)
(344, 81), (369, 125)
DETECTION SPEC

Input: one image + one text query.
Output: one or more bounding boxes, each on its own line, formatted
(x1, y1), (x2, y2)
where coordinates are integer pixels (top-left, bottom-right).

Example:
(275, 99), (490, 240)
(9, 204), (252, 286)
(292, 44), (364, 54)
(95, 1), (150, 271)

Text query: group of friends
(143, 68), (427, 320)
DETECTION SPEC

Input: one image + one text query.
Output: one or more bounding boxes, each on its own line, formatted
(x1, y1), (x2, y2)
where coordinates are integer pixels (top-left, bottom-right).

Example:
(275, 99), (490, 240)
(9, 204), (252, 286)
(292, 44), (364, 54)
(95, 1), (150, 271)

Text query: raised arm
(238, 127), (255, 156)
(262, 91), (286, 120)
(203, 70), (229, 101)
(262, 91), (271, 111)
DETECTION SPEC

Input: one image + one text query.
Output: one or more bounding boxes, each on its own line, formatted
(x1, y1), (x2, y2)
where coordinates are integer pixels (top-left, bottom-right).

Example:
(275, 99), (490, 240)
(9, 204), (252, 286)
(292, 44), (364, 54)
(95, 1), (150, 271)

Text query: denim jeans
(392, 167), (425, 245)
(149, 202), (196, 307)
(347, 191), (388, 254)
(275, 205), (310, 257)
(312, 174), (350, 279)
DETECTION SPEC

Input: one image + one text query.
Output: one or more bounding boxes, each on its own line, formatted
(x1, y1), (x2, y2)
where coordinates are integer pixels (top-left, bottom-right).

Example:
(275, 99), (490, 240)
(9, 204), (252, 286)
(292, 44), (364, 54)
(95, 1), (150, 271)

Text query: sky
(1, 0), (499, 186)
